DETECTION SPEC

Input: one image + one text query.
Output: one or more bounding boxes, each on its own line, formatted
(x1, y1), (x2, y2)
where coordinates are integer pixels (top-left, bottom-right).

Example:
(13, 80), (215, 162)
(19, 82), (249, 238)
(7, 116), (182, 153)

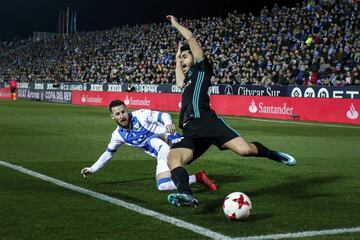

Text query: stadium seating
(0, 0), (359, 86)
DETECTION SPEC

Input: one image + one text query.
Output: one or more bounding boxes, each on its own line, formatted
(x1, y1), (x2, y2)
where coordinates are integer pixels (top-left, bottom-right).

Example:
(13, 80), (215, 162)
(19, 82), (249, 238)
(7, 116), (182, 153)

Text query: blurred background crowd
(0, 0), (359, 86)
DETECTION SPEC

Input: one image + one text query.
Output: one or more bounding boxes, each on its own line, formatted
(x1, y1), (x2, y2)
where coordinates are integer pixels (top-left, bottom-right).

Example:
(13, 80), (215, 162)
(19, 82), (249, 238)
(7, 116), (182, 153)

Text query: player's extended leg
(156, 170), (217, 191)
(151, 138), (190, 191)
(152, 138), (216, 191)
(167, 147), (194, 194)
(156, 171), (195, 191)
(222, 137), (296, 166)
(167, 147), (199, 207)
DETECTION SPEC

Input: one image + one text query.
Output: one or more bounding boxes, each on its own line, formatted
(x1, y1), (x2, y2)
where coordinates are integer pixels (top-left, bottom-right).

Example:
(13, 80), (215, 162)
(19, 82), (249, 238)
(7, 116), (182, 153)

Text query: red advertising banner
(211, 95), (360, 125)
(72, 91), (360, 125)
(0, 88), (11, 99)
(71, 91), (182, 111)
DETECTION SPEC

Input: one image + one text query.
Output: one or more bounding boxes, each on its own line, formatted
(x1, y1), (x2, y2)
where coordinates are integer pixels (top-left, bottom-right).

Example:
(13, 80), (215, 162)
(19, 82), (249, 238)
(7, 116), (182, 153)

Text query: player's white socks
(189, 175), (196, 185)
(157, 175), (196, 191)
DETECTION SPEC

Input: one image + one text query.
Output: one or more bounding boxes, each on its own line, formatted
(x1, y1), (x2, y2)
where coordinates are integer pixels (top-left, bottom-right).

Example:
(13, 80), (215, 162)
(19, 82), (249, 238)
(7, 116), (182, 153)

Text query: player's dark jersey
(179, 57), (216, 129)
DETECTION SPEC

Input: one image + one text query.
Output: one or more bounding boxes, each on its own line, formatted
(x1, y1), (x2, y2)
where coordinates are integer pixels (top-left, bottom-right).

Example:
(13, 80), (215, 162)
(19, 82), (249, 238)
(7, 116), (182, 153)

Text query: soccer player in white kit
(81, 99), (217, 191)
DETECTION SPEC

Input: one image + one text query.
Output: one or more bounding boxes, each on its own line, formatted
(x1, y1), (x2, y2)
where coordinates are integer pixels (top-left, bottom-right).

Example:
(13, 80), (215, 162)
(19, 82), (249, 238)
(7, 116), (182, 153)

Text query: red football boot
(195, 170), (217, 191)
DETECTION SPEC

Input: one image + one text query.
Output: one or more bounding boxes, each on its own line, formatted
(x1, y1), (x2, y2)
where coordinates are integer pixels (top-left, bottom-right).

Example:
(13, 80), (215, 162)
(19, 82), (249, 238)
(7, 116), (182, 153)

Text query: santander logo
(81, 94), (102, 103)
(248, 99), (294, 115)
(249, 100), (258, 113)
(124, 95), (130, 105)
(124, 95), (151, 106)
(346, 104), (359, 120)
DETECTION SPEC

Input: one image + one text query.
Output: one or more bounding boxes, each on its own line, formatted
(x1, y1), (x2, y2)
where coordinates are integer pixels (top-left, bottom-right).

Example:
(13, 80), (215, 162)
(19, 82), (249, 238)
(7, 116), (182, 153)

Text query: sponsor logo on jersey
(183, 80), (192, 89)
(133, 122), (141, 130)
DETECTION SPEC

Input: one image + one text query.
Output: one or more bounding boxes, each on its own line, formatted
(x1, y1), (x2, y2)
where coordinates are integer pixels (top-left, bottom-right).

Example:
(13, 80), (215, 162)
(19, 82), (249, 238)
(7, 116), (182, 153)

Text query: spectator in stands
(0, 0), (359, 87)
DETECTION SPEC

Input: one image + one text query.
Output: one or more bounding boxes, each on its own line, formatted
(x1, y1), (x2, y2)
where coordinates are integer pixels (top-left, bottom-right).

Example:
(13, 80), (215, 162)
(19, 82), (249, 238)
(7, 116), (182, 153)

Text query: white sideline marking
(1, 160), (360, 240)
(0, 160), (231, 240)
(234, 226), (360, 240)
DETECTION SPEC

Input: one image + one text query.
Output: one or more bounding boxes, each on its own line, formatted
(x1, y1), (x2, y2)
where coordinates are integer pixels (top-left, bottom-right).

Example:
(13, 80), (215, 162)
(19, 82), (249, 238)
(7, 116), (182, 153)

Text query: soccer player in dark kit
(165, 15), (297, 207)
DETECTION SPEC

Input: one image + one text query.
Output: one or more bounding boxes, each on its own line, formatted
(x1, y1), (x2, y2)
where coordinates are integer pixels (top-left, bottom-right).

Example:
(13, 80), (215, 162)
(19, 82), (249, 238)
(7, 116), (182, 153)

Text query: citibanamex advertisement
(72, 91), (360, 125)
(0, 88), (12, 99)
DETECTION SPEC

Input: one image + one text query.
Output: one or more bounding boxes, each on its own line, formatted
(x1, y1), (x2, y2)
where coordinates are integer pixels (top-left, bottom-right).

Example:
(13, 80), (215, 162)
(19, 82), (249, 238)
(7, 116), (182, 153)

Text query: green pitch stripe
(219, 117), (240, 136)
(0, 160), (232, 240)
(193, 71), (204, 118)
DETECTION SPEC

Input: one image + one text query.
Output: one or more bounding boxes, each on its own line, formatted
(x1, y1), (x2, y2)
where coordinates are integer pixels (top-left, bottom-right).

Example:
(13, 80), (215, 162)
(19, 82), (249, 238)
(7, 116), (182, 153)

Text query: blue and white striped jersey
(106, 109), (170, 158)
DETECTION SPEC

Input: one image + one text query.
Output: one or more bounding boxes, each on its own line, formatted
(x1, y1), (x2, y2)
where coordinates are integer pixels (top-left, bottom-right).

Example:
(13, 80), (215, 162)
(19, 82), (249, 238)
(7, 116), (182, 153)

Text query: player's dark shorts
(171, 113), (240, 163)
(10, 88), (17, 93)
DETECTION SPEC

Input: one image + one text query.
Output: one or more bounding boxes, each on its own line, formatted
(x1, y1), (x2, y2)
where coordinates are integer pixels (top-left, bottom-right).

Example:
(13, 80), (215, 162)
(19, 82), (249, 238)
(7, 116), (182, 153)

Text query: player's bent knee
(167, 159), (179, 170)
(231, 144), (254, 156)
(167, 149), (190, 169)
(240, 146), (254, 156)
(224, 137), (256, 156)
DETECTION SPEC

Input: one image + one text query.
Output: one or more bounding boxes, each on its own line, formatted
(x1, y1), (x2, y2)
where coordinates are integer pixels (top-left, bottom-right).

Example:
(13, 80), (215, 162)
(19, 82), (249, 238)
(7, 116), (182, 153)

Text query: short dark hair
(180, 44), (191, 53)
(108, 99), (125, 112)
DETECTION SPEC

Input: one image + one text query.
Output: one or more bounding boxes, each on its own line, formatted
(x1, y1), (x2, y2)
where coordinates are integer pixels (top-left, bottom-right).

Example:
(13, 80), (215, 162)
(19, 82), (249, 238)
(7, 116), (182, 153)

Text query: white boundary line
(234, 227), (360, 240)
(0, 160), (231, 240)
(1, 160), (359, 240)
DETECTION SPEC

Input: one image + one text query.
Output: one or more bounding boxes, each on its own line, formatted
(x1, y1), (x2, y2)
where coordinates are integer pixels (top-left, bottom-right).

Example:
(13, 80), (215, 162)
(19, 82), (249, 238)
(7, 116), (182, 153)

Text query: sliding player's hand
(81, 167), (91, 178)
(166, 124), (176, 134)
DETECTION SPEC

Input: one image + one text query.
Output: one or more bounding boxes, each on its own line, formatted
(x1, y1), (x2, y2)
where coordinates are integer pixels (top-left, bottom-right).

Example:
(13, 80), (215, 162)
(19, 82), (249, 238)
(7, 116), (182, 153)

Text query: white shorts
(148, 138), (171, 176)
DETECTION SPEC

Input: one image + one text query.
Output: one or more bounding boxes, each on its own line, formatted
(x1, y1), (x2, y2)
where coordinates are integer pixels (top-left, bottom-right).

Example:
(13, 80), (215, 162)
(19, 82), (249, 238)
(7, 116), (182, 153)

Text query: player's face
(179, 50), (194, 74)
(111, 105), (130, 128)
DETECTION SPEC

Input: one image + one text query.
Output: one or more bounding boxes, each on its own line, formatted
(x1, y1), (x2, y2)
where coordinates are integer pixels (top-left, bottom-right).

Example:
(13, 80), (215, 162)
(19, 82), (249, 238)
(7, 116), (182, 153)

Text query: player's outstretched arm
(166, 15), (204, 61)
(80, 151), (114, 178)
(175, 42), (186, 88)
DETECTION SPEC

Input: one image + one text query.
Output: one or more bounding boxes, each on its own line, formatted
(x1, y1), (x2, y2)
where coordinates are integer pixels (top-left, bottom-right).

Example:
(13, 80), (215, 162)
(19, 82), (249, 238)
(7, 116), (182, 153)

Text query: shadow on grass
(246, 213), (274, 222)
(197, 175), (343, 215)
(92, 177), (155, 204)
(98, 177), (153, 185)
(100, 190), (148, 204)
(206, 174), (247, 185)
(247, 175), (343, 199)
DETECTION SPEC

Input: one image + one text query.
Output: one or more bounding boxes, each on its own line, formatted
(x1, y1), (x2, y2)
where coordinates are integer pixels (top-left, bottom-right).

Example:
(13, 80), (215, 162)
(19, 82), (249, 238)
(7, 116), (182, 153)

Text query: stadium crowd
(0, 0), (359, 86)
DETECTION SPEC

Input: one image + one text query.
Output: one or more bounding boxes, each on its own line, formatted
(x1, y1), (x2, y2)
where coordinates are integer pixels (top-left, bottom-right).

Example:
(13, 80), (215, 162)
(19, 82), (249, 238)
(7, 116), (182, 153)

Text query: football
(223, 192), (252, 220)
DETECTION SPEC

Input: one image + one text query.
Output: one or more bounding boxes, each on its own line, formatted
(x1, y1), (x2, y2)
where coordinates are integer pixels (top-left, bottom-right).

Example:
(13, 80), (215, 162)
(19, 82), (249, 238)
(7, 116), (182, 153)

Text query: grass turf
(0, 100), (359, 240)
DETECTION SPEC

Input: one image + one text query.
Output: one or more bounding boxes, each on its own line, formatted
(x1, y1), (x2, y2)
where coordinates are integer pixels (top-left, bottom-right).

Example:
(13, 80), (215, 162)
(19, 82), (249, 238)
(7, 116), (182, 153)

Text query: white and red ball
(223, 192), (252, 220)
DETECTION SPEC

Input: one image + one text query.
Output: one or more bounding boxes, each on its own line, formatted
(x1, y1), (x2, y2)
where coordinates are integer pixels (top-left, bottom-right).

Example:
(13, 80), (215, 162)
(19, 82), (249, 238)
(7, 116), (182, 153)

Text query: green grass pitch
(0, 100), (359, 240)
